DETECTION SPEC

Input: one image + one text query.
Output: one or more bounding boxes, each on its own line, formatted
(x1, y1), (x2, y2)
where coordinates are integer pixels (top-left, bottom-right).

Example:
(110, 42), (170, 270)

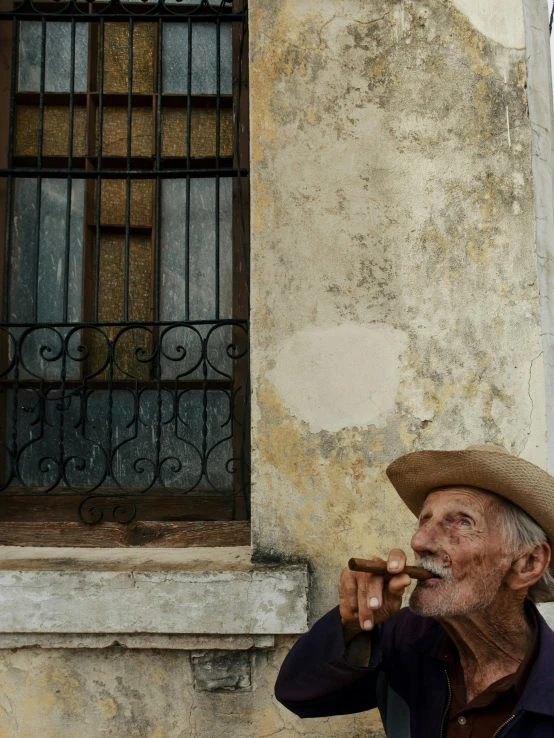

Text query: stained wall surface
(0, 1), (552, 737)
(250, 0), (548, 619)
(0, 642), (386, 738)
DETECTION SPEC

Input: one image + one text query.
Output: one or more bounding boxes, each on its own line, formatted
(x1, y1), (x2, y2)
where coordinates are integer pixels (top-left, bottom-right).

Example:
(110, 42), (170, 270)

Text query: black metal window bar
(0, 0), (250, 532)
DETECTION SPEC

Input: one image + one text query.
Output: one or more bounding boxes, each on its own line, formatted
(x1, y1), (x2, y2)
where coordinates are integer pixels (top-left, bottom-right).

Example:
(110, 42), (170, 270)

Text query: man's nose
(411, 521), (440, 556)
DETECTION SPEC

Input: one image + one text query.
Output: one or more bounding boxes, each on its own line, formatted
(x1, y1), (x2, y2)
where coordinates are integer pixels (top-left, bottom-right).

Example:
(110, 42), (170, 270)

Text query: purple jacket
(274, 605), (554, 737)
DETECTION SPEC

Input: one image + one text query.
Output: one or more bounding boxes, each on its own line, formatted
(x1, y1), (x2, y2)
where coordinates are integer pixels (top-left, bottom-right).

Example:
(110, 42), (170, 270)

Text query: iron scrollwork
(0, 321), (250, 524)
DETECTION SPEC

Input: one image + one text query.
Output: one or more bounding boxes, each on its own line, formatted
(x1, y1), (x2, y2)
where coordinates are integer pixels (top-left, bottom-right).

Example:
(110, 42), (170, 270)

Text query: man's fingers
(387, 572), (411, 594)
(339, 596), (357, 624)
(387, 549), (407, 574)
(338, 569), (360, 624)
(355, 574), (382, 630)
(340, 573), (359, 608)
(356, 576), (372, 630)
(339, 554), (409, 634)
(365, 575), (384, 609)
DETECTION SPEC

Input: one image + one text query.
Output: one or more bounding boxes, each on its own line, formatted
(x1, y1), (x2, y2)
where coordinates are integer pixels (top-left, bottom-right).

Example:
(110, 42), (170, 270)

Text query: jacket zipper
(439, 669), (452, 738)
(491, 713), (517, 738)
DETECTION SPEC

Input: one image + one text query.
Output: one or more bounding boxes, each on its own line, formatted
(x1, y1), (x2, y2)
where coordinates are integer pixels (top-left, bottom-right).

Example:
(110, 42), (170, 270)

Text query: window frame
(0, 0), (251, 547)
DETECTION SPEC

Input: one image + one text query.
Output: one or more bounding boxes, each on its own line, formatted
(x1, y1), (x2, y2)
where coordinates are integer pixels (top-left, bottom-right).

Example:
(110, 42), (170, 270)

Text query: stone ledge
(0, 545), (255, 572)
(0, 546), (309, 637)
(0, 634), (275, 650)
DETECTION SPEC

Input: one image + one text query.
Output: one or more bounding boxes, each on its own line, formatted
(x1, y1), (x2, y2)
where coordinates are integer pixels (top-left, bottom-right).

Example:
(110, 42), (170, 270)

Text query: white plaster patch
(267, 323), (409, 433)
(450, 0), (525, 49)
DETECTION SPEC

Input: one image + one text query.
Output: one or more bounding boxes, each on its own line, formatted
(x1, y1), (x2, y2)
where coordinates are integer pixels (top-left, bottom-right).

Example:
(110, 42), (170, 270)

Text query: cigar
(348, 557), (433, 581)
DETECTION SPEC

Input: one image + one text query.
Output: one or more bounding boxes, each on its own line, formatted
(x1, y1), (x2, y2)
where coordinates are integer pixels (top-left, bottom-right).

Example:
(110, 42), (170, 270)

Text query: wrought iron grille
(0, 0), (250, 528)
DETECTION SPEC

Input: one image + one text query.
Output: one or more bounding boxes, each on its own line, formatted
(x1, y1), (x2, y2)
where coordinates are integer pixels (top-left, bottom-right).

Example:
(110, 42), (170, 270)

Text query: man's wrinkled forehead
(421, 485), (496, 516)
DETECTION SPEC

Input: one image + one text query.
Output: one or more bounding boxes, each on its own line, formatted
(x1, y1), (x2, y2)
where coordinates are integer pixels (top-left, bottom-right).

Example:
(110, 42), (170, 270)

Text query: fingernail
(389, 561), (399, 570)
(369, 597), (379, 608)
(363, 620), (373, 630)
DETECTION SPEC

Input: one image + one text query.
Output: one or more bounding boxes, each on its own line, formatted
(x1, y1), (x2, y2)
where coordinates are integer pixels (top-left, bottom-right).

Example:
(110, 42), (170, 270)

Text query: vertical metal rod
(185, 18), (192, 320)
(236, 8), (249, 296)
(201, 336), (208, 481)
(215, 19), (221, 320)
(124, 18), (134, 322)
(186, 18), (192, 170)
(94, 18), (105, 323)
(10, 363), (19, 484)
(154, 20), (164, 472)
(2, 18), (18, 322)
(62, 19), (76, 323)
(32, 18), (47, 323)
(185, 174), (190, 321)
(154, 18), (163, 323)
(58, 335), (68, 487)
(241, 372), (251, 518)
(2, 18), (20, 481)
(59, 22), (75, 491)
(236, 7), (250, 518)
(106, 339), (114, 481)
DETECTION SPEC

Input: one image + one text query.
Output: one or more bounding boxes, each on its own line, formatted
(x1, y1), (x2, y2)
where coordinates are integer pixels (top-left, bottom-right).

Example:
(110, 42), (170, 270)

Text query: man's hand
(339, 549), (412, 641)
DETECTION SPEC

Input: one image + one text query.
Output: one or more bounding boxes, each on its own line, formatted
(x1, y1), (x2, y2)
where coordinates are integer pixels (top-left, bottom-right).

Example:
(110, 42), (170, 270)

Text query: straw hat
(386, 444), (554, 556)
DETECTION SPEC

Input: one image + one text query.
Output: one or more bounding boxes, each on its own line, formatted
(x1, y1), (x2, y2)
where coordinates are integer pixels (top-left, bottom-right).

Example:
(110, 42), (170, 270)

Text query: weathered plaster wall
(250, 0), (547, 627)
(0, 643), (384, 738)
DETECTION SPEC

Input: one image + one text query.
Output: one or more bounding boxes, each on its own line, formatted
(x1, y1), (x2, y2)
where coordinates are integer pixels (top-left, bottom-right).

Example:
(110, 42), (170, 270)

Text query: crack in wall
(522, 349), (543, 456)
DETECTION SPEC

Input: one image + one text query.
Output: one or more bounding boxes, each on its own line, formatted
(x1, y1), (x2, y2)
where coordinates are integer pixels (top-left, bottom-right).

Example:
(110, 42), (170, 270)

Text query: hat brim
(386, 449), (554, 588)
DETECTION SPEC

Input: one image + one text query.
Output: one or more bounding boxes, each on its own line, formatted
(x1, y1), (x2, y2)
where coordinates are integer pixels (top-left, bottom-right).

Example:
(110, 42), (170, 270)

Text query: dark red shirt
(440, 609), (539, 738)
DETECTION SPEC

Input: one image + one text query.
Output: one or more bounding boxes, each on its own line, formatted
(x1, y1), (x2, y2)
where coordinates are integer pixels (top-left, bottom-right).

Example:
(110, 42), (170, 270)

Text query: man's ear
(504, 542), (551, 593)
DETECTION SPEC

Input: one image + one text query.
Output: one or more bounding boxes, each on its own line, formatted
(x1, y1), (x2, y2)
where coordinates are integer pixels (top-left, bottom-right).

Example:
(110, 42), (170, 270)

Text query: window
(0, 0), (250, 546)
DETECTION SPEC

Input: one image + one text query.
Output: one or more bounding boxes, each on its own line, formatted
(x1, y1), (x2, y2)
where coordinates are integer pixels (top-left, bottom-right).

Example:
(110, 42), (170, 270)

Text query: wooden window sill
(0, 521), (251, 548)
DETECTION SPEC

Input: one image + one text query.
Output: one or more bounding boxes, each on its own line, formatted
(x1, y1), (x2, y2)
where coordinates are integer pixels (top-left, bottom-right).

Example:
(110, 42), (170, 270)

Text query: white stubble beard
(408, 555), (502, 618)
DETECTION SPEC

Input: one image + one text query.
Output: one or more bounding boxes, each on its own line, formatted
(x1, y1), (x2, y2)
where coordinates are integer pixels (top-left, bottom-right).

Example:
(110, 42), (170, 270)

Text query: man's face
(409, 486), (510, 618)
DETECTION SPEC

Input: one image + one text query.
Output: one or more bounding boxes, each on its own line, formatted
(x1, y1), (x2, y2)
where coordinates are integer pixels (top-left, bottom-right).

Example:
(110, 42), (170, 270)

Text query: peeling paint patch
(450, 0), (525, 49)
(267, 323), (409, 433)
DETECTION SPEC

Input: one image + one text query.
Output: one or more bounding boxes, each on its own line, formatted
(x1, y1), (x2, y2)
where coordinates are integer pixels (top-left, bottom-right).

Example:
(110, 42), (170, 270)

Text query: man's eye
(460, 519), (471, 527)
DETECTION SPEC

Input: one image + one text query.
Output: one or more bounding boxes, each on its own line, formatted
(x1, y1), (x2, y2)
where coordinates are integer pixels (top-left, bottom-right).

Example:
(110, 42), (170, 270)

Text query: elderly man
(274, 445), (554, 737)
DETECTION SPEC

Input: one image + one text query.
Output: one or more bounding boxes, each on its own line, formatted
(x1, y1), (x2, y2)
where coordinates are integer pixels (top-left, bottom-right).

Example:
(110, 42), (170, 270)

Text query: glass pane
(162, 23), (232, 95)
(96, 233), (152, 323)
(160, 178), (232, 380)
(189, 178), (232, 320)
(160, 177), (232, 321)
(102, 23), (155, 94)
(97, 106), (152, 157)
(8, 388), (233, 492)
(161, 107), (233, 158)
(88, 233), (153, 381)
(97, 180), (153, 227)
(9, 178), (84, 324)
(8, 178), (85, 379)
(15, 105), (87, 157)
(18, 21), (88, 93)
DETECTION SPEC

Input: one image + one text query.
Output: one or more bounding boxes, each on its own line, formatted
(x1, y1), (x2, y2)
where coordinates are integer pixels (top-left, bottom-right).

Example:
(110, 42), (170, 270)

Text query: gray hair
(494, 495), (554, 603)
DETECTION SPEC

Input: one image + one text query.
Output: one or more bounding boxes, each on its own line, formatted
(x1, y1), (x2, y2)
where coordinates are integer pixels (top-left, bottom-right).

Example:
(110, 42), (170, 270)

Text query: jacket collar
(517, 604), (554, 717)
(407, 602), (554, 717)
